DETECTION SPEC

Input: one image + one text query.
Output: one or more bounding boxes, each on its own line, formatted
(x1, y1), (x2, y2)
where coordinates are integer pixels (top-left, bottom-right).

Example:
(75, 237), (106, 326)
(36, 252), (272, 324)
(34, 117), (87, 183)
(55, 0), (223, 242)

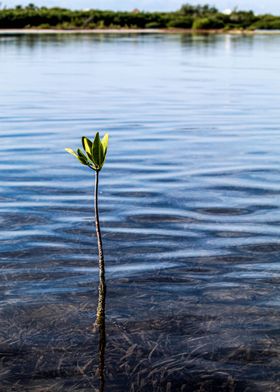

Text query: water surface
(0, 33), (280, 391)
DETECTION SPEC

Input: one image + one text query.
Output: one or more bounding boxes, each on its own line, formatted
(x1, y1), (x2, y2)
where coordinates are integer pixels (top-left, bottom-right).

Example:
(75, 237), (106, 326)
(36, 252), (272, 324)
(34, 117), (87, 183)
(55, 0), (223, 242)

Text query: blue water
(0, 33), (279, 391)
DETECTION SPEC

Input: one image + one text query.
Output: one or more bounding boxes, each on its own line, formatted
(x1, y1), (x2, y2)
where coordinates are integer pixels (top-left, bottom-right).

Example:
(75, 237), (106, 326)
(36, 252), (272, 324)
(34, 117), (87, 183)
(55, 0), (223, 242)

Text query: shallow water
(0, 33), (280, 391)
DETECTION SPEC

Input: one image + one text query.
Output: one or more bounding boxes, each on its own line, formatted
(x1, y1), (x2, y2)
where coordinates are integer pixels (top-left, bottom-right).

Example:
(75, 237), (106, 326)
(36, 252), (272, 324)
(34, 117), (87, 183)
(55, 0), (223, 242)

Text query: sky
(3, 0), (280, 14)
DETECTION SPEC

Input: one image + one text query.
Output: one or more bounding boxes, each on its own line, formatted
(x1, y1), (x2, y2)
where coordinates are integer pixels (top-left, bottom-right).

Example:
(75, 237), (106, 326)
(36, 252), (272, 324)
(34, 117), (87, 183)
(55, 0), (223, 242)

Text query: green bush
(227, 11), (258, 28)
(167, 16), (193, 28)
(180, 4), (218, 16)
(145, 22), (162, 28)
(192, 16), (224, 29)
(249, 16), (280, 30)
(37, 23), (51, 29)
(0, 5), (279, 31)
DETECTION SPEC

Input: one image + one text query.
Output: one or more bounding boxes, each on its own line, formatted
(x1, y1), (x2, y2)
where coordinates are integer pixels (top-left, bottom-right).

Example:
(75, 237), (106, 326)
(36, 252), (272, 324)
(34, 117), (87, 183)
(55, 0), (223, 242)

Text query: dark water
(0, 33), (280, 391)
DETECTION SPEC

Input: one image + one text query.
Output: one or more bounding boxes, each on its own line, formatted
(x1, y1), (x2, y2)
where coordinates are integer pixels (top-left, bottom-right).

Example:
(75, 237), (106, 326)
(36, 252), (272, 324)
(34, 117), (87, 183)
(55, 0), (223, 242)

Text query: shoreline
(0, 28), (280, 35)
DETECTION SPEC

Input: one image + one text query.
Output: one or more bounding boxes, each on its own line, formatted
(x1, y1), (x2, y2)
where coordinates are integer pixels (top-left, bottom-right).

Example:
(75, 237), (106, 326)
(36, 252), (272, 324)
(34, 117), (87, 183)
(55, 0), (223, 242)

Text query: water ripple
(0, 33), (279, 391)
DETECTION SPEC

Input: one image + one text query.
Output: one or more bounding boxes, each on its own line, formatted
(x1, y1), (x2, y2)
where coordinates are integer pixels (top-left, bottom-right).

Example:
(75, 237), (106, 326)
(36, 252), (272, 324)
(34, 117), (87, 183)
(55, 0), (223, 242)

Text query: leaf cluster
(65, 133), (109, 172)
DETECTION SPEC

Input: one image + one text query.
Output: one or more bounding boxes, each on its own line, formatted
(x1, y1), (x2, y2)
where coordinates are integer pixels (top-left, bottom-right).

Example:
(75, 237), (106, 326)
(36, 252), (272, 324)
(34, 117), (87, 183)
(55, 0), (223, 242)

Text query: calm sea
(0, 33), (279, 391)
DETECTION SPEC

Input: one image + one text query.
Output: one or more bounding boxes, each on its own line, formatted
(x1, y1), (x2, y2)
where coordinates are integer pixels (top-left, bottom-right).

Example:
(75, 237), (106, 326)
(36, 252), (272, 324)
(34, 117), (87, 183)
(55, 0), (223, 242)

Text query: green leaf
(65, 147), (91, 167)
(100, 133), (109, 168)
(82, 136), (92, 153)
(82, 136), (99, 168)
(77, 148), (91, 166)
(92, 132), (104, 169)
(101, 133), (109, 156)
(65, 148), (78, 159)
(82, 137), (93, 160)
(65, 131), (109, 171)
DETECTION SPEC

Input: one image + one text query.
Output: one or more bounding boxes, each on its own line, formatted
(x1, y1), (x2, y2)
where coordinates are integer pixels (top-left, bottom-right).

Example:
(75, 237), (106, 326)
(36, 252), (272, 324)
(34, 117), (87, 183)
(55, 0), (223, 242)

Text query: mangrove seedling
(65, 132), (109, 327)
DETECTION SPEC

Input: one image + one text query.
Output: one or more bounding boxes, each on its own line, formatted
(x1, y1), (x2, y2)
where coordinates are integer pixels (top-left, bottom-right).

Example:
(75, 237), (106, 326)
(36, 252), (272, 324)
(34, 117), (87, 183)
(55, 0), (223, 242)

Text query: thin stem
(95, 170), (106, 325)
(94, 170), (107, 392)
(95, 171), (105, 281)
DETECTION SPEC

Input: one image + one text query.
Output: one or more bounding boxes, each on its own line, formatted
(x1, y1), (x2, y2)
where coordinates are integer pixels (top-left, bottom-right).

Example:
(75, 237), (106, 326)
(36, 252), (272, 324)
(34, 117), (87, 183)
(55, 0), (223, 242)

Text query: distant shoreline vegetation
(1, 3), (280, 31)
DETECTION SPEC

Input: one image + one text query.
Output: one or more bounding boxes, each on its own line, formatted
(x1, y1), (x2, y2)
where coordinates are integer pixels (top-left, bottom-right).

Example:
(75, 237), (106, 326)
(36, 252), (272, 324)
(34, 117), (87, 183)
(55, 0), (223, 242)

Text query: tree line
(0, 3), (280, 30)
